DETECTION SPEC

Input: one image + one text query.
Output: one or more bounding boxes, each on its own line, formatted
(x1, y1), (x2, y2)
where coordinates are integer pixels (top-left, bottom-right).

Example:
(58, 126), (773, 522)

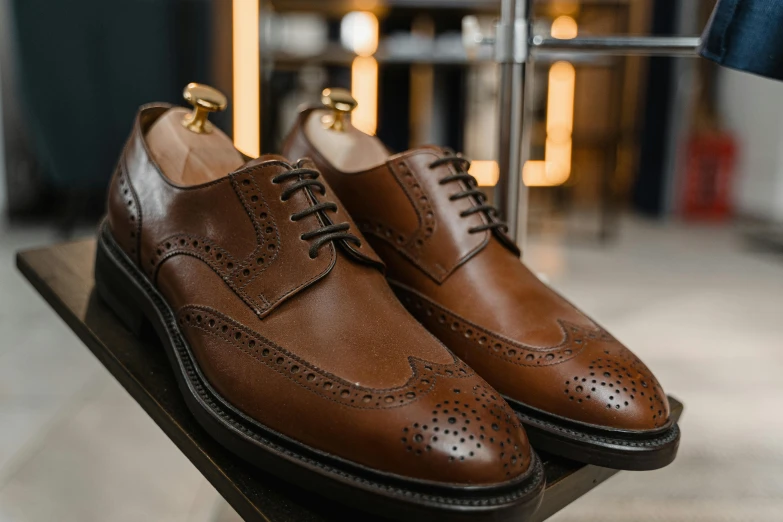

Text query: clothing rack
(482, 0), (702, 246)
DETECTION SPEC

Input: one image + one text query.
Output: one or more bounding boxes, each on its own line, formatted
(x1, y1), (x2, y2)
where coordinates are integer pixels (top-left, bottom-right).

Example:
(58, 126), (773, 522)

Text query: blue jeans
(701, 0), (783, 81)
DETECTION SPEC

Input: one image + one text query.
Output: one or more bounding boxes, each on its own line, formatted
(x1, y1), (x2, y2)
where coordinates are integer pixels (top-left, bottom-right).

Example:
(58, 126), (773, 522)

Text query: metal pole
(488, 5), (701, 248)
(531, 36), (701, 56)
(514, 60), (534, 247)
(495, 0), (531, 244)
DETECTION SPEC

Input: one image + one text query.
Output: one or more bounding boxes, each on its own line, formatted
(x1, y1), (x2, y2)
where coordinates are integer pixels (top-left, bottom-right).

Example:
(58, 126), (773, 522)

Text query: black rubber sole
(508, 398), (680, 471)
(93, 221), (545, 522)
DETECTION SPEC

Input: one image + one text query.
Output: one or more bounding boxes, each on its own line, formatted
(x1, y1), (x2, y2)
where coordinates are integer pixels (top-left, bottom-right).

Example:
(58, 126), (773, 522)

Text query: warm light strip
(523, 17), (577, 187)
(544, 136), (572, 184)
(546, 61), (575, 137)
(551, 15), (578, 39)
(232, 0), (260, 157)
(351, 56), (378, 135)
(470, 160), (500, 187)
(341, 11), (379, 57)
(522, 160), (547, 186)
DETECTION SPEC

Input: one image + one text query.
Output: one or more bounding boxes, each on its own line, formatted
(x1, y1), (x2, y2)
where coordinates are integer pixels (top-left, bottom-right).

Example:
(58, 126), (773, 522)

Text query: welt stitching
(517, 409), (680, 447)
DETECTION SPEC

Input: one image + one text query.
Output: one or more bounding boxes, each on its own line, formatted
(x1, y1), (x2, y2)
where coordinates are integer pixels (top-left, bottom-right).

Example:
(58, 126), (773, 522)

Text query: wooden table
(17, 239), (683, 521)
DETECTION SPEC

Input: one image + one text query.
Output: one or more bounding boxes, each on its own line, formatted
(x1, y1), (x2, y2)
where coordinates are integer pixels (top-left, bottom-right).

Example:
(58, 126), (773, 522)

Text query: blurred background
(0, 0), (782, 521)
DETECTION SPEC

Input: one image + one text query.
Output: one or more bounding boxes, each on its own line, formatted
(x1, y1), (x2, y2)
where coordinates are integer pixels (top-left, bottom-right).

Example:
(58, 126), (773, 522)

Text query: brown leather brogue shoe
(282, 100), (680, 470)
(95, 91), (544, 521)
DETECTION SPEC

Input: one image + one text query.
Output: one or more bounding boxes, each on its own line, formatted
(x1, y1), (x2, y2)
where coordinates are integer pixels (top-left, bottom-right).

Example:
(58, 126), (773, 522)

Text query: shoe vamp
(156, 250), (455, 390)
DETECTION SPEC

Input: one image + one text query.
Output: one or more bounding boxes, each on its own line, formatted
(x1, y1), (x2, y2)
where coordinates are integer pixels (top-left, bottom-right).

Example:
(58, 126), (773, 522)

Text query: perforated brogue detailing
(395, 284), (613, 367)
(230, 172), (282, 275)
(392, 160), (437, 258)
(564, 353), (669, 428)
(178, 305), (475, 409)
(394, 284), (671, 429)
(154, 174), (277, 275)
(117, 165), (141, 262)
(356, 219), (409, 249)
(399, 383), (528, 476)
(355, 159), (441, 278)
(149, 234), (235, 277)
(146, 168), (287, 315)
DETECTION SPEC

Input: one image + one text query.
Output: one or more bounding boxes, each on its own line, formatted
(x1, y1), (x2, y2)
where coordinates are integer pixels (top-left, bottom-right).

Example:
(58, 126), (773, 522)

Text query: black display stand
(16, 239), (683, 521)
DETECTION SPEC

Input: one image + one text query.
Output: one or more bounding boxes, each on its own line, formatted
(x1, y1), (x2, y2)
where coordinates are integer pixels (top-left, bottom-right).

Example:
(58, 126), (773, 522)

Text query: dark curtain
(11, 0), (212, 194)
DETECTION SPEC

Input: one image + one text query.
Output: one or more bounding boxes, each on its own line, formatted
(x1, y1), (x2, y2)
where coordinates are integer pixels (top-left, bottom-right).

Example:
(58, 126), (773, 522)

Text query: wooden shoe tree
(303, 88), (389, 173)
(146, 83), (245, 186)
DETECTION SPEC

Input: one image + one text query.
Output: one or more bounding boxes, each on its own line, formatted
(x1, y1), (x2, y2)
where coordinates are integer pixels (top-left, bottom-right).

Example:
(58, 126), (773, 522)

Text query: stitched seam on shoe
(392, 282), (608, 368)
(99, 224), (542, 504)
(179, 305), (476, 411)
(229, 172), (281, 291)
(230, 167), (337, 316)
(119, 160), (143, 265)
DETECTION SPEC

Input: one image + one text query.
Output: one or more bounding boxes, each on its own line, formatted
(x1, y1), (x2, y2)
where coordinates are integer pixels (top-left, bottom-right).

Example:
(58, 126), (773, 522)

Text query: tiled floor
(0, 217), (781, 521)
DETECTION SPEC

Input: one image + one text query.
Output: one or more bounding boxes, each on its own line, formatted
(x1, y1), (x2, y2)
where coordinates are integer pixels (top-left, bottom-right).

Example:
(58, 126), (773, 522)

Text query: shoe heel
(94, 236), (146, 336)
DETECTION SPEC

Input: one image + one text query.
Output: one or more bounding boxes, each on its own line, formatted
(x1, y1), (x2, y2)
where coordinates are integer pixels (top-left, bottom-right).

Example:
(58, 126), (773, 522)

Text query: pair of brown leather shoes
(96, 85), (678, 521)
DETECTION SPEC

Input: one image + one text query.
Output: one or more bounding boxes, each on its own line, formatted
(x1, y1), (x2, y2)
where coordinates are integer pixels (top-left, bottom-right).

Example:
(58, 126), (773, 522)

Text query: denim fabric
(701, 0), (783, 81)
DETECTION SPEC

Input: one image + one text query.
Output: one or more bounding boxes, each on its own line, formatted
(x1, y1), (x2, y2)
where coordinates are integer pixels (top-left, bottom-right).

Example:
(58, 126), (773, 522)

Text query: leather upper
(106, 105), (534, 485)
(283, 109), (671, 433)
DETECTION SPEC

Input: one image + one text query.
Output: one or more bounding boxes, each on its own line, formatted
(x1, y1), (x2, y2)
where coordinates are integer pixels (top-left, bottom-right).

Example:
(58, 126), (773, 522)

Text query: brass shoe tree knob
(321, 87), (357, 132)
(181, 83), (227, 134)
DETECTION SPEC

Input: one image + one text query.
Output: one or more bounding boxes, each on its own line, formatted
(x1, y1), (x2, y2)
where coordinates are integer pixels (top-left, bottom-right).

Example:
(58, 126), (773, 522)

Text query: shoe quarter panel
(120, 121), (335, 318)
(382, 150), (490, 283)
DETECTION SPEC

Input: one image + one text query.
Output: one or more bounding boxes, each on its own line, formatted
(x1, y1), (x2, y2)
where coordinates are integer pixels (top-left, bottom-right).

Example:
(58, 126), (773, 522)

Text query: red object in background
(681, 133), (737, 220)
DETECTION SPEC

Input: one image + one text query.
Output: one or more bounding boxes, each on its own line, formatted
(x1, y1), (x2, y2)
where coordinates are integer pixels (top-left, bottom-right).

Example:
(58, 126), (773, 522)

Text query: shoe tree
(146, 83), (245, 186)
(304, 88), (389, 172)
